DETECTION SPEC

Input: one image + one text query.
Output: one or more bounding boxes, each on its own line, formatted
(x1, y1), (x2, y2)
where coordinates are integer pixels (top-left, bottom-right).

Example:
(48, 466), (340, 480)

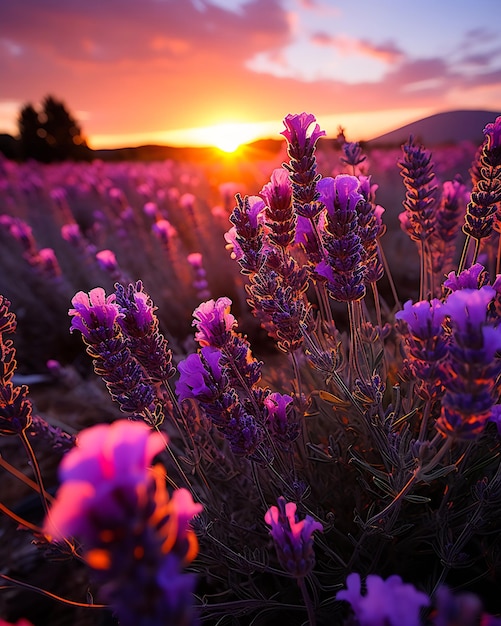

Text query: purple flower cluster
(44, 420), (202, 626)
(0, 216), (62, 282)
(176, 298), (299, 455)
(114, 280), (175, 386)
(395, 299), (448, 400)
(463, 116), (501, 242)
(337, 573), (429, 626)
(315, 174), (366, 302)
(226, 194), (267, 274)
(264, 496), (323, 578)
(281, 112), (326, 220)
(429, 176), (468, 276)
(69, 286), (167, 425)
(260, 167), (296, 249)
(340, 140), (367, 172)
(398, 136), (438, 243)
(357, 176), (385, 285)
(396, 277), (501, 438)
(228, 185), (310, 353)
(437, 285), (501, 439)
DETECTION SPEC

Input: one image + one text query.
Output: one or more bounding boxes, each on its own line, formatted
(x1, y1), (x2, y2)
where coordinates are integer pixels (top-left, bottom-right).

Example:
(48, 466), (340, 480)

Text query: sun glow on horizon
(90, 120), (276, 151)
(88, 107), (438, 151)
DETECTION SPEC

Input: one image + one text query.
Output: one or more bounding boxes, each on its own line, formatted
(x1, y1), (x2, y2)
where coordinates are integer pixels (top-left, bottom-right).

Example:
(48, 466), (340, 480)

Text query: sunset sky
(1, 0), (501, 149)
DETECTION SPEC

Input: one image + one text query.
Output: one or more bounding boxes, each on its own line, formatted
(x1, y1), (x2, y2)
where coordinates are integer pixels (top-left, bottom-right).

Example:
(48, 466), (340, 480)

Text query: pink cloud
(311, 32), (404, 64)
(1, 0), (500, 142)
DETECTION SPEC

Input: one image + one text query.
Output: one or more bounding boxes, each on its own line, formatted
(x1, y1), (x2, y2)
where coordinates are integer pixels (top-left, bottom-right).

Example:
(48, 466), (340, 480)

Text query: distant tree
(17, 95), (90, 162)
(18, 103), (48, 161)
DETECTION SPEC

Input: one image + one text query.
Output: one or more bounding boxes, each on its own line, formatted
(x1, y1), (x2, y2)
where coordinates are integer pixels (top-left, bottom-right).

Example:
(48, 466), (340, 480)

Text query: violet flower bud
(264, 496), (323, 578)
(398, 136), (438, 242)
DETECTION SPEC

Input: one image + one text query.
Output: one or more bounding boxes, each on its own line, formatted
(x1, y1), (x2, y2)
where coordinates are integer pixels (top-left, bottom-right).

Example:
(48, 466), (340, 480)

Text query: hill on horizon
(1, 109), (499, 161)
(365, 109), (500, 147)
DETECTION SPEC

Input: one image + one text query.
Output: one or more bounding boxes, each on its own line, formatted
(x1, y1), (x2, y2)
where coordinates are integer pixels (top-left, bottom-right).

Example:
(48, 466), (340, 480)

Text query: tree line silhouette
(0, 95), (91, 162)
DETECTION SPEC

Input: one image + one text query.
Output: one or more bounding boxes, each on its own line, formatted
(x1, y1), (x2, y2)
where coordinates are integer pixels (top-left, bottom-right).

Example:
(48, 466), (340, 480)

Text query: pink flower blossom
(192, 297), (236, 348)
(69, 287), (121, 339)
(260, 168), (293, 212)
(45, 420), (166, 541)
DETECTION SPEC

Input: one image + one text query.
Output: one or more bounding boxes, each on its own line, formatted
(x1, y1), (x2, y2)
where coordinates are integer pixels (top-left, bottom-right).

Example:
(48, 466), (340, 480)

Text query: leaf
(420, 464), (457, 482)
(318, 390), (352, 409)
(403, 494), (431, 503)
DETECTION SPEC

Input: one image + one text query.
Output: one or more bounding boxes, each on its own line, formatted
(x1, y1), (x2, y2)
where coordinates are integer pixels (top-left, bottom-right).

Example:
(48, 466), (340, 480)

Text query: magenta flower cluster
(264, 496), (323, 578)
(44, 420), (202, 626)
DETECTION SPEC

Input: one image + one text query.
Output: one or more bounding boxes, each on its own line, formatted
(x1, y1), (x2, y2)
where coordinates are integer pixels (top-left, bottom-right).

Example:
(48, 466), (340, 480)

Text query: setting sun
(194, 122), (262, 152)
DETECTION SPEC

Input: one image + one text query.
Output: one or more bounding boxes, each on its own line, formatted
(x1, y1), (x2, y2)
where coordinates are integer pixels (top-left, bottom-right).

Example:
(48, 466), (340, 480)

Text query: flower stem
(297, 576), (316, 626)
(19, 429), (50, 517)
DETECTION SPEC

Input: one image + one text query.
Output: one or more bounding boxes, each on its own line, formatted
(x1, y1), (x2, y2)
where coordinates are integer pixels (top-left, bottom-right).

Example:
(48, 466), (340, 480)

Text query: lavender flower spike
(437, 286), (501, 438)
(264, 496), (323, 578)
(281, 112), (326, 219)
(280, 112), (326, 152)
(192, 297), (237, 348)
(69, 287), (121, 342)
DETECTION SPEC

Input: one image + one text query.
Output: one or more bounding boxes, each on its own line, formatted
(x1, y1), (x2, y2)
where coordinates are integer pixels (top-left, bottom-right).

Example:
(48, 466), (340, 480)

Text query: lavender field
(1, 113), (501, 626)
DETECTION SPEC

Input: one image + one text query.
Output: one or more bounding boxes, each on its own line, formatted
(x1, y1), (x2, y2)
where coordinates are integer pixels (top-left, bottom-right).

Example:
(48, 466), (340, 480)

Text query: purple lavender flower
(337, 572), (429, 626)
(69, 287), (159, 421)
(437, 286), (501, 438)
(395, 299), (446, 341)
(483, 115), (501, 162)
(260, 168), (293, 215)
(281, 112), (326, 219)
(246, 258), (309, 353)
(192, 297), (237, 348)
(224, 406), (263, 457)
(429, 176), (467, 275)
(340, 141), (367, 171)
(69, 287), (121, 342)
(35, 247), (62, 280)
(260, 167), (295, 248)
(463, 116), (501, 242)
(187, 252), (211, 300)
(176, 345), (264, 456)
(280, 112), (326, 153)
(431, 586), (501, 626)
(96, 249), (122, 280)
(176, 346), (225, 404)
(395, 298), (448, 398)
(227, 194), (267, 274)
(44, 420), (202, 626)
(398, 136), (438, 242)
(152, 218), (177, 246)
(264, 496), (323, 578)
(115, 281), (176, 386)
(264, 391), (299, 448)
(443, 263), (488, 291)
(316, 175), (366, 302)
(356, 175), (385, 284)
